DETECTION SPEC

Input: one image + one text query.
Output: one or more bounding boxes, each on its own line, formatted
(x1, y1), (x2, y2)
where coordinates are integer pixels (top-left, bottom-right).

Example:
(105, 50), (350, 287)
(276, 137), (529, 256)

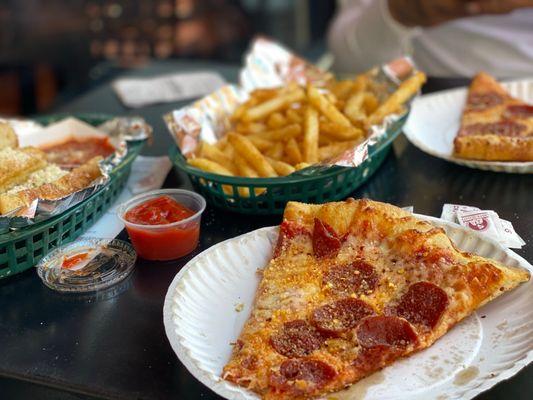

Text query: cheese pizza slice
(453, 72), (533, 161)
(222, 199), (529, 399)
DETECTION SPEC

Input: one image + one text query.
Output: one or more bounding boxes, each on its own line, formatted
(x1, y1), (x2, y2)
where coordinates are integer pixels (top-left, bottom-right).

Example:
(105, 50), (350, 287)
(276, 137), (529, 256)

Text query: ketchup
(62, 253), (89, 269)
(43, 136), (115, 167)
(123, 196), (200, 260)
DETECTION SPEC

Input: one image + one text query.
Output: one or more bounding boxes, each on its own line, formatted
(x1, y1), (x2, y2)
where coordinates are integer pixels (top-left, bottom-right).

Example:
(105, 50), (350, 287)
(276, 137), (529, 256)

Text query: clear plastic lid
(36, 238), (136, 293)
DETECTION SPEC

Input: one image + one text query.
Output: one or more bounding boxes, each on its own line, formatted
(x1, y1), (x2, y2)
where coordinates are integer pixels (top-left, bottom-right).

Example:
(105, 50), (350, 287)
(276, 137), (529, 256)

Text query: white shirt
(328, 0), (533, 78)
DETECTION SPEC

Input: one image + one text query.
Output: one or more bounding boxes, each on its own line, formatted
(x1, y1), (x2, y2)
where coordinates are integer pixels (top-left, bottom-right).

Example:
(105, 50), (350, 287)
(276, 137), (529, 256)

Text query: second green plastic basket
(0, 114), (144, 279)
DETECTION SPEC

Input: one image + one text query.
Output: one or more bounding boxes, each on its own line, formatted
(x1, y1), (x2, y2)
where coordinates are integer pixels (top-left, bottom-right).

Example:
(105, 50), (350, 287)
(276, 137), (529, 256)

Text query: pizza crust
(454, 134), (533, 161)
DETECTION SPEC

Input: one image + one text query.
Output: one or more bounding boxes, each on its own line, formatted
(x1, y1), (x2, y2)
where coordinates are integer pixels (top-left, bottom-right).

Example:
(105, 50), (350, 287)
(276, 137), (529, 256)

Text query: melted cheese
(6, 164), (67, 194)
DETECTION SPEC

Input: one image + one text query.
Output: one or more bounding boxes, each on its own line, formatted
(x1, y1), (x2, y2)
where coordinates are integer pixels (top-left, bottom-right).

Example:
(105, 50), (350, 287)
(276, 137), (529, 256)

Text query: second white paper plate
(403, 78), (533, 174)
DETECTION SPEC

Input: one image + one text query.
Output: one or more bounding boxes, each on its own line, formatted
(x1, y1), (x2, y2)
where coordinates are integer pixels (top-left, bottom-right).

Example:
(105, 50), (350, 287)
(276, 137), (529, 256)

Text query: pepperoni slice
(311, 298), (376, 334)
(270, 359), (336, 392)
(392, 282), (449, 329)
(270, 320), (325, 358)
(323, 260), (378, 295)
(352, 345), (398, 373)
(274, 221), (310, 257)
(356, 316), (418, 349)
(467, 92), (503, 111)
(460, 121), (527, 137)
(504, 104), (533, 119)
(313, 218), (341, 258)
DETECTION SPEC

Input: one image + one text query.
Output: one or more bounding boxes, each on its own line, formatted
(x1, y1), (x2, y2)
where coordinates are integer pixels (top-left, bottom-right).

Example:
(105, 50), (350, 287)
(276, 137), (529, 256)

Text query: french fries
(252, 124), (301, 142)
(295, 162), (311, 170)
(185, 68), (426, 197)
(198, 142), (237, 174)
(236, 122), (266, 135)
(187, 158), (234, 176)
(266, 141), (284, 160)
(234, 154), (258, 178)
(285, 138), (302, 165)
(368, 71), (426, 125)
(285, 109), (302, 124)
(318, 141), (359, 161)
(227, 132), (277, 178)
(247, 135), (274, 151)
(266, 157), (295, 176)
(307, 85), (352, 127)
(330, 80), (355, 100)
(242, 88), (305, 122)
(303, 106), (319, 163)
(267, 112), (287, 129)
(344, 92), (366, 123)
(187, 158), (235, 196)
(320, 121), (364, 141)
(222, 142), (235, 158)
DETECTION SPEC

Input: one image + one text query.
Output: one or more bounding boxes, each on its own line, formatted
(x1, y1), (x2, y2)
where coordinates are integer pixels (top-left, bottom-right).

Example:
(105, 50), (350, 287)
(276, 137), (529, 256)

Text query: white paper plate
(403, 79), (533, 173)
(163, 216), (533, 400)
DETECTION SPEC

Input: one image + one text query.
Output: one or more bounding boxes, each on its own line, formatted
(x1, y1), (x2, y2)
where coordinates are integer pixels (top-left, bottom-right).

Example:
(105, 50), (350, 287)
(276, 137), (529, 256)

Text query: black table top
(0, 61), (532, 400)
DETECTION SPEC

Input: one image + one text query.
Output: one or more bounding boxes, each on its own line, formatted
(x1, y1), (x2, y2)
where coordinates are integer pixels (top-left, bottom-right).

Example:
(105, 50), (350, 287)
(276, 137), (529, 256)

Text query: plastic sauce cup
(117, 189), (206, 261)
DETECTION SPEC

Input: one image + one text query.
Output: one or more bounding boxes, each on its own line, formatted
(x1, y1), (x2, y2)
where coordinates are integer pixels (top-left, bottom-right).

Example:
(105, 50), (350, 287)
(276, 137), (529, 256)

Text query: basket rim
(169, 113), (407, 185)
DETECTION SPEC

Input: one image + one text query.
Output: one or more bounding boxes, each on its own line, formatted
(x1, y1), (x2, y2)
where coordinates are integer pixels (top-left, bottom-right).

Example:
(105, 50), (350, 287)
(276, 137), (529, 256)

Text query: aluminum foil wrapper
(164, 37), (419, 170)
(98, 116), (153, 144)
(239, 36), (333, 91)
(0, 116), (151, 233)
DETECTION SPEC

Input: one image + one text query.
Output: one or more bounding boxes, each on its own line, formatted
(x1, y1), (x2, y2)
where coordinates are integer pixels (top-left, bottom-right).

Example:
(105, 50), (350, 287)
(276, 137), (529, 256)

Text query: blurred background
(0, 0), (335, 116)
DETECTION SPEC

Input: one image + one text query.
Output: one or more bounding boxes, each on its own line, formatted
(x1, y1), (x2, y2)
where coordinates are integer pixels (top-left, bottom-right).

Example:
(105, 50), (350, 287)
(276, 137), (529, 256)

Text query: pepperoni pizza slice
(453, 71), (533, 161)
(222, 199), (529, 399)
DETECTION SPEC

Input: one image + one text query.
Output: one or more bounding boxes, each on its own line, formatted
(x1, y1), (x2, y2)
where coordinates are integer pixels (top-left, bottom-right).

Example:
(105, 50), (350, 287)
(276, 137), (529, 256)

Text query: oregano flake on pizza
(222, 199), (529, 399)
(453, 71), (533, 161)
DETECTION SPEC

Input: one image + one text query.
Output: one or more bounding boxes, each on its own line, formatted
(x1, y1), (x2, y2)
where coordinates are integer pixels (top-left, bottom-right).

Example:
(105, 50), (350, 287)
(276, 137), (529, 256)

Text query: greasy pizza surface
(453, 72), (533, 161)
(222, 199), (529, 399)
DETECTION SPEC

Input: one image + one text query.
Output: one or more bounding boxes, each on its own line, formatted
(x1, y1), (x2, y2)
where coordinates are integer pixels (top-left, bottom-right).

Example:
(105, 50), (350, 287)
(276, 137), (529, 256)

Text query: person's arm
(328, 0), (418, 74)
(388, 0), (533, 27)
(328, 0), (533, 74)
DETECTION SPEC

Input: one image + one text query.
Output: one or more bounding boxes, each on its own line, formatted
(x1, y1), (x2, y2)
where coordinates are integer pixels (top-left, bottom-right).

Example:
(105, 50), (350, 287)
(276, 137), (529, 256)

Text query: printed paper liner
(165, 37), (419, 169)
(163, 216), (532, 400)
(404, 78), (533, 174)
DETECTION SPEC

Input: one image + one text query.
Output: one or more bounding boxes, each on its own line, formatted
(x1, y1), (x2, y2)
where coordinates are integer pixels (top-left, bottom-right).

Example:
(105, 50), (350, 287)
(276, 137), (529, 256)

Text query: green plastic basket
(0, 114), (144, 279)
(170, 114), (407, 215)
